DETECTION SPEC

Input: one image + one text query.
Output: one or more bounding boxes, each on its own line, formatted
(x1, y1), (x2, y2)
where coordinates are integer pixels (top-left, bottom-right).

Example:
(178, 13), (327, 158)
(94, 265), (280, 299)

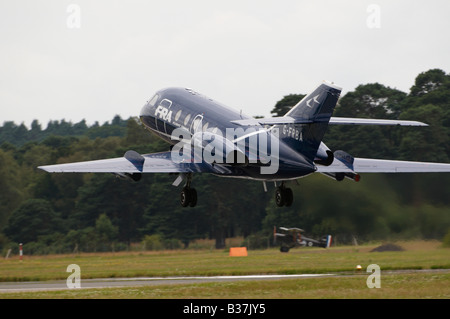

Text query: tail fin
(279, 82), (341, 162)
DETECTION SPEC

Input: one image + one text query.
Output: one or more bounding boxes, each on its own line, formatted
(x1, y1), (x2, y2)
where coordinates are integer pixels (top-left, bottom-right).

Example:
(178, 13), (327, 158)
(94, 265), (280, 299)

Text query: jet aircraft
(39, 82), (450, 207)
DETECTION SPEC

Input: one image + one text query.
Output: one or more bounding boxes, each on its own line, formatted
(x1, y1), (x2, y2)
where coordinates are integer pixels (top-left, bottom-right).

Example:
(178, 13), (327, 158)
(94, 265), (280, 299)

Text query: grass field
(1, 240), (449, 299)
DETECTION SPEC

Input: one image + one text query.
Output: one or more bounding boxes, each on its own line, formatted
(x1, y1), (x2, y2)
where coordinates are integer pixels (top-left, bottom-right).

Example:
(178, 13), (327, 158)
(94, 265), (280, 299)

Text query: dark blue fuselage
(139, 87), (316, 181)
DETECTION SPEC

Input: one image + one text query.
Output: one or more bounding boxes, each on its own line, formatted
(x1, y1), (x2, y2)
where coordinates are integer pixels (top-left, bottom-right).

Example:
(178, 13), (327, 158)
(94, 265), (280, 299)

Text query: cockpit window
(149, 94), (159, 107)
(159, 99), (172, 108)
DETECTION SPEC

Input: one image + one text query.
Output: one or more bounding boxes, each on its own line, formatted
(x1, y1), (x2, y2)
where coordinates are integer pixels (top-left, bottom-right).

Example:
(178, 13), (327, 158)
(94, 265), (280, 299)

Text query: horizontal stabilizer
(230, 116), (312, 126)
(231, 117), (428, 127)
(329, 117), (428, 126)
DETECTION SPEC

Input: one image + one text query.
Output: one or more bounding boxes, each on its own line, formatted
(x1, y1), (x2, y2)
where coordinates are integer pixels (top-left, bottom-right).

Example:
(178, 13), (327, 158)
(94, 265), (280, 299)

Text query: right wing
(352, 158), (450, 173)
(317, 156), (450, 174)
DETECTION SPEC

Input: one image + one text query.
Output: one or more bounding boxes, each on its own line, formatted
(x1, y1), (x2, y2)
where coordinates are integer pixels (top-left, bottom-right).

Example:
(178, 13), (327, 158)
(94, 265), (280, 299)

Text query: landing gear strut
(275, 183), (293, 207)
(180, 174), (197, 207)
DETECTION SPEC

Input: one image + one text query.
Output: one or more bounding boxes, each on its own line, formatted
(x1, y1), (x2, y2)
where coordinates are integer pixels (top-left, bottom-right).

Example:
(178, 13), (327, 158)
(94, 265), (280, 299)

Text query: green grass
(1, 240), (449, 298)
(1, 272), (449, 299)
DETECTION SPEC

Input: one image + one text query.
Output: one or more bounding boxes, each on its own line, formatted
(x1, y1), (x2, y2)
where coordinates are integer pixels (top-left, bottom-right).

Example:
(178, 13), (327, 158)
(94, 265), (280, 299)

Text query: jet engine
(113, 172), (142, 181)
(314, 142), (334, 166)
(322, 172), (360, 182)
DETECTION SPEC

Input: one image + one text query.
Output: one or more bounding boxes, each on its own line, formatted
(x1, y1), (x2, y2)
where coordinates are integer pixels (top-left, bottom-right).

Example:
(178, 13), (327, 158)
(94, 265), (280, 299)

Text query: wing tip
(37, 165), (57, 173)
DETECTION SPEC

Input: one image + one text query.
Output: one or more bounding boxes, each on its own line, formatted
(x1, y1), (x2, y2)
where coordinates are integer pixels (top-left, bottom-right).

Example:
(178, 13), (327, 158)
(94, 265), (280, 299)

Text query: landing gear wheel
(188, 188), (197, 207)
(180, 187), (191, 207)
(284, 188), (293, 207)
(275, 187), (285, 207)
(280, 246), (290, 253)
(180, 187), (197, 207)
(275, 185), (294, 207)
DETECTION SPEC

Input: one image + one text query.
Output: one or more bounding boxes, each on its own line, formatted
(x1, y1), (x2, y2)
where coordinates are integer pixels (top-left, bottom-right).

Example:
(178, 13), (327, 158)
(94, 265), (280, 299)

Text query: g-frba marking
(282, 124), (303, 141)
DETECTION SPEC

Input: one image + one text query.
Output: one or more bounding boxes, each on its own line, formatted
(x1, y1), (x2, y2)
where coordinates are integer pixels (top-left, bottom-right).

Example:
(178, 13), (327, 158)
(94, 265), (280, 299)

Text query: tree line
(1, 69), (450, 255)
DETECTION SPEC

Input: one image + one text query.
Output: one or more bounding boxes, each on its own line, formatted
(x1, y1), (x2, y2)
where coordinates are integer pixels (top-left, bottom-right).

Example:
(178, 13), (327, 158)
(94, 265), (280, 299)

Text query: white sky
(1, 0), (450, 128)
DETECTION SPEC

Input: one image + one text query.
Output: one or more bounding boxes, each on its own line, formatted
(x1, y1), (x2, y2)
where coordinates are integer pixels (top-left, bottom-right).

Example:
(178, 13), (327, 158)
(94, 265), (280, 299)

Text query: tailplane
(279, 82), (341, 162)
(230, 82), (341, 162)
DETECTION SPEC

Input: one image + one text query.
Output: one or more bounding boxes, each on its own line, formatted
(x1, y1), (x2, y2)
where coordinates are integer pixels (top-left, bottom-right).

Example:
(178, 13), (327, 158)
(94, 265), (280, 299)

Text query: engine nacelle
(113, 172), (142, 182)
(322, 172), (360, 182)
(314, 142), (334, 166)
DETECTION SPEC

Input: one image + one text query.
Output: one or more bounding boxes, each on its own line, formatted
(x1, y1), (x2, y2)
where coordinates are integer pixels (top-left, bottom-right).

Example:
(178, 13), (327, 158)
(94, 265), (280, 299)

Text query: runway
(0, 274), (334, 293)
(2, 269), (448, 293)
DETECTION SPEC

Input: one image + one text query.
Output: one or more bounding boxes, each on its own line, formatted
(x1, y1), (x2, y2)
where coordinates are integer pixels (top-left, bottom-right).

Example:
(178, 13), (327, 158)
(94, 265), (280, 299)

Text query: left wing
(38, 151), (231, 174)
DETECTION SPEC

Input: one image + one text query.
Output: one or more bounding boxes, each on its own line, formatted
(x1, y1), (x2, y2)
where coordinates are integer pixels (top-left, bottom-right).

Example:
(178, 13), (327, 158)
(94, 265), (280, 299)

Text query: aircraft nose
(140, 93), (160, 117)
(140, 101), (153, 118)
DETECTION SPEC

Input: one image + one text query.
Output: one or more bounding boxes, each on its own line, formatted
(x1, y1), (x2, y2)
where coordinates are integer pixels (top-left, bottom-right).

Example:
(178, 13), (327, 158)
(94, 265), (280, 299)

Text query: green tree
(399, 69), (450, 161)
(4, 199), (63, 243)
(409, 69), (449, 98)
(0, 149), (24, 228)
(271, 94), (305, 117)
(72, 173), (148, 243)
(95, 213), (119, 251)
(399, 104), (448, 162)
(325, 83), (408, 159)
(335, 83), (407, 119)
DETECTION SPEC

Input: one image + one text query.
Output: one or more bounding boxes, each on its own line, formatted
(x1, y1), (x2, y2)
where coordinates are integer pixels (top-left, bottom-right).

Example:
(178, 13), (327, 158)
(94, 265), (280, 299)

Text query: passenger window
(184, 114), (191, 126)
(175, 110), (182, 122)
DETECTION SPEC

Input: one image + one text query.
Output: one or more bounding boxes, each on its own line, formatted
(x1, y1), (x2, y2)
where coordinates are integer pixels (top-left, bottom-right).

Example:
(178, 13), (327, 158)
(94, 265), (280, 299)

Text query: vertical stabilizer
(279, 82), (341, 162)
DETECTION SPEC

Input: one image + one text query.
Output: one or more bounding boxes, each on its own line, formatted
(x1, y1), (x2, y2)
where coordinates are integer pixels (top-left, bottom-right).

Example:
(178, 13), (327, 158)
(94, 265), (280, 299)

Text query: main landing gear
(275, 183), (293, 207)
(181, 186), (197, 207)
(180, 174), (197, 207)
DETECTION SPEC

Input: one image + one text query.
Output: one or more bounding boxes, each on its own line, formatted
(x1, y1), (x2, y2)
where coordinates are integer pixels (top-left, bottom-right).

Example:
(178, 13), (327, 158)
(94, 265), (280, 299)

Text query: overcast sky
(1, 0), (450, 128)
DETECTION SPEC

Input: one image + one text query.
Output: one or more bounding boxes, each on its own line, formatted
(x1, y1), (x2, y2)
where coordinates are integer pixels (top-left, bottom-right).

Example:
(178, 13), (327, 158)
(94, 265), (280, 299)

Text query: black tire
(280, 246), (290, 253)
(189, 188), (197, 207)
(284, 188), (293, 207)
(180, 187), (191, 207)
(275, 187), (285, 207)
